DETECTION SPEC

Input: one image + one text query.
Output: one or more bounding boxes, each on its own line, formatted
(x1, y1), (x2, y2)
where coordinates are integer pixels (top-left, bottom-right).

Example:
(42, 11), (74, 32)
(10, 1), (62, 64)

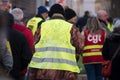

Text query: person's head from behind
(97, 10), (108, 22)
(11, 8), (24, 22)
(85, 17), (103, 33)
(84, 11), (90, 16)
(49, 4), (65, 18)
(37, 6), (48, 20)
(65, 8), (77, 24)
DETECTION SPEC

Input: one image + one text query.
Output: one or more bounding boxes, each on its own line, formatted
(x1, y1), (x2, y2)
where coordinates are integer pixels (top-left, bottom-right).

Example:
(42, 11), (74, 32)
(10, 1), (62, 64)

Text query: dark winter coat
(102, 27), (120, 80)
(13, 23), (34, 75)
(7, 27), (32, 79)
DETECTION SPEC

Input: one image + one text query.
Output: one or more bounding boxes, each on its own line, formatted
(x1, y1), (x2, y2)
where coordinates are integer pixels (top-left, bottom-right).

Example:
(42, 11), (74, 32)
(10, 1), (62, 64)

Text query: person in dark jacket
(102, 20), (120, 80)
(5, 12), (32, 80)
(76, 11), (90, 32)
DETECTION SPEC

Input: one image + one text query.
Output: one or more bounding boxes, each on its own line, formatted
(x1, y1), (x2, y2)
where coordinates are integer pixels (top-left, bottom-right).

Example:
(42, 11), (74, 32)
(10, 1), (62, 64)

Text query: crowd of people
(0, 3), (120, 80)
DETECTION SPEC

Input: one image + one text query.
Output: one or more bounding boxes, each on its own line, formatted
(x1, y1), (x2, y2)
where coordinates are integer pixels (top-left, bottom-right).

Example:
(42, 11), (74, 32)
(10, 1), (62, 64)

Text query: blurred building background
(111, 0), (120, 18)
(0, 0), (120, 19)
(36, 0), (111, 16)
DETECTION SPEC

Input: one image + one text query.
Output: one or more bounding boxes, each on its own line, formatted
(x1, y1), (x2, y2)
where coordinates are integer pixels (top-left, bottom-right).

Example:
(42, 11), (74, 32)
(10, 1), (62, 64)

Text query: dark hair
(84, 11), (89, 16)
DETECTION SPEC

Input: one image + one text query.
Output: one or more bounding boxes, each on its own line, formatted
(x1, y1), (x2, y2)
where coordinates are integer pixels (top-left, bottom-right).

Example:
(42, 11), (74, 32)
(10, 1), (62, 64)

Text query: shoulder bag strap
(111, 45), (120, 61)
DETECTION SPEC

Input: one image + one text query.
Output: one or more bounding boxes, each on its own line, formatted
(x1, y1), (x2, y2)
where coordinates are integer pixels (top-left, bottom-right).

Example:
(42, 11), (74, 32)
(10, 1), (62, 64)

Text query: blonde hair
(84, 17), (105, 34)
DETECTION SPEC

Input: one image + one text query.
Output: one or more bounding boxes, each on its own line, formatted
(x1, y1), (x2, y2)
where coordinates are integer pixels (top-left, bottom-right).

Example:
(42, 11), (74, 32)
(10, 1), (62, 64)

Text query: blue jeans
(84, 64), (103, 80)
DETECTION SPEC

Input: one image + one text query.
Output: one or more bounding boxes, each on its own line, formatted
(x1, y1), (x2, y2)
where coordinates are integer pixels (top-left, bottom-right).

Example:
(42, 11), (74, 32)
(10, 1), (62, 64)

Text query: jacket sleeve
(34, 20), (44, 44)
(70, 26), (84, 61)
(0, 39), (13, 71)
(21, 35), (32, 70)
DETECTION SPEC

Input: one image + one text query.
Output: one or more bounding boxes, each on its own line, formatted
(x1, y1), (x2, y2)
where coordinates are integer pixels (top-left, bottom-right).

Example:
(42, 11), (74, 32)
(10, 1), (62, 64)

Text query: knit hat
(11, 8), (24, 21)
(49, 4), (65, 18)
(65, 8), (76, 20)
(37, 6), (48, 15)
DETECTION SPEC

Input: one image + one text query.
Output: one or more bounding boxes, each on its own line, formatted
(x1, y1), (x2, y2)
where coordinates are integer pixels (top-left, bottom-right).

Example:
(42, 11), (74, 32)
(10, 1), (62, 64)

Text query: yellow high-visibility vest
(29, 19), (80, 73)
(6, 41), (12, 55)
(107, 22), (113, 32)
(27, 17), (43, 35)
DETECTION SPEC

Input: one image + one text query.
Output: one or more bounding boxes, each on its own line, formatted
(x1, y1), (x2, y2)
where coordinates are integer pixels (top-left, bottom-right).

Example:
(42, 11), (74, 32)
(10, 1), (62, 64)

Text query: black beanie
(65, 8), (76, 20)
(49, 4), (65, 18)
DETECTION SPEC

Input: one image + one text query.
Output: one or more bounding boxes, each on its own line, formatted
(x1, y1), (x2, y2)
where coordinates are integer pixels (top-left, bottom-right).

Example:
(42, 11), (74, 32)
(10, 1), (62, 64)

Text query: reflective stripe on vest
(83, 52), (102, 57)
(27, 17), (42, 35)
(35, 47), (75, 54)
(32, 58), (77, 66)
(29, 19), (80, 73)
(83, 45), (103, 50)
(83, 45), (103, 57)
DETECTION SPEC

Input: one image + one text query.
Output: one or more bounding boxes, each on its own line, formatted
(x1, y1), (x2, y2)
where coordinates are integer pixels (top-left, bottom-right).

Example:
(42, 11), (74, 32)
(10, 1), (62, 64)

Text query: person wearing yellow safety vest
(81, 17), (106, 80)
(27, 6), (48, 42)
(29, 4), (84, 80)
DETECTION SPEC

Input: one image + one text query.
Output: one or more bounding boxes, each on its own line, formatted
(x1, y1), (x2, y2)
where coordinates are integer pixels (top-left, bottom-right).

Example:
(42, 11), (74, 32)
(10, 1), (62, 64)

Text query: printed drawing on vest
(87, 34), (101, 43)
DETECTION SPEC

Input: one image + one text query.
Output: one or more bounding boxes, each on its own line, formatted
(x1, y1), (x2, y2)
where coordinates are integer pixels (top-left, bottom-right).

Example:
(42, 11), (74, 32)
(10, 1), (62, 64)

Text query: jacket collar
(51, 13), (65, 20)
